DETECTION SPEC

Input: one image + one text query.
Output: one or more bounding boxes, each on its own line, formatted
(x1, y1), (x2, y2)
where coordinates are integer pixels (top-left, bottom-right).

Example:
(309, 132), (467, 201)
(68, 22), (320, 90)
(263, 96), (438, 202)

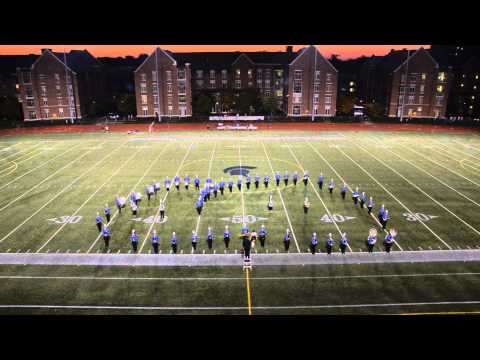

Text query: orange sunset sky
(0, 45), (430, 59)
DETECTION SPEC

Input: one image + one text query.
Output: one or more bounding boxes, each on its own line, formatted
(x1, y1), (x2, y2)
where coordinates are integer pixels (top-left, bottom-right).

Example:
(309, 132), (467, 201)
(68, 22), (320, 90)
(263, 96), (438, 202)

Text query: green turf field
(1, 129), (480, 314)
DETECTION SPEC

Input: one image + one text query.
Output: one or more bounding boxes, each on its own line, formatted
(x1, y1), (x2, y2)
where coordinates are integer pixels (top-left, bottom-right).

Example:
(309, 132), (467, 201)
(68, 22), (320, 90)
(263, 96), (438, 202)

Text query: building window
(141, 95), (148, 105)
(265, 89), (271, 97)
(196, 70), (203, 79)
(293, 105), (301, 115)
(38, 74), (47, 81)
(419, 96), (424, 104)
(315, 71), (321, 81)
(409, 84), (416, 94)
(42, 97), (48, 106)
(221, 70), (227, 79)
(398, 95), (404, 104)
(257, 79), (262, 88)
(178, 70), (185, 80)
(326, 84), (332, 93)
(140, 73), (147, 81)
(248, 69), (253, 79)
(167, 105), (173, 115)
(264, 69), (271, 79)
(44, 108), (50, 118)
(26, 99), (34, 107)
(221, 80), (228, 88)
(196, 80), (204, 88)
(140, 83), (147, 93)
(293, 95), (301, 104)
(417, 107), (422, 112)
(167, 84), (173, 93)
(275, 89), (283, 97)
(29, 111), (36, 119)
(235, 79), (241, 89)
(408, 95), (414, 104)
(57, 97), (62, 105)
(409, 74), (417, 82)
(325, 96), (331, 104)
(152, 82), (158, 94)
(313, 94), (319, 104)
(56, 85), (61, 96)
(293, 80), (302, 94)
(209, 70), (215, 79)
(294, 70), (302, 80)
(436, 95), (444, 106)
(399, 86), (405, 94)
(153, 95), (158, 105)
(179, 95), (186, 104)
(421, 73), (427, 81)
(325, 105), (331, 115)
(59, 108), (64, 116)
(257, 69), (263, 78)
(437, 85), (444, 93)
(165, 71), (172, 81)
(438, 72), (446, 82)
(178, 81), (186, 94)
(326, 73), (332, 83)
(151, 71), (157, 80)
(314, 83), (320, 93)
(142, 106), (148, 116)
(275, 69), (283, 78)
(420, 84), (425, 94)
(25, 86), (33, 97)
(209, 80), (216, 89)
(235, 69), (241, 77)
(22, 72), (31, 83)
(314, 106), (318, 115)
(41, 85), (47, 95)
(167, 96), (173, 105)
(265, 79), (271, 89)
(53, 73), (60, 81)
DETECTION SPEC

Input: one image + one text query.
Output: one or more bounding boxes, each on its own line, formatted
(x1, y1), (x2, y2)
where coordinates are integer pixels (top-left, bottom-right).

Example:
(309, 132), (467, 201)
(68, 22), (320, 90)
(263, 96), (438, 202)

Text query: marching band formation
(94, 169), (398, 258)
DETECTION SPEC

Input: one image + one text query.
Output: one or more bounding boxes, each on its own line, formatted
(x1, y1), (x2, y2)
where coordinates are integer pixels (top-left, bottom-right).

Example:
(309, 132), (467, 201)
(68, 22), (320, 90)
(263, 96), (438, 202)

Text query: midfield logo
(223, 165), (256, 176)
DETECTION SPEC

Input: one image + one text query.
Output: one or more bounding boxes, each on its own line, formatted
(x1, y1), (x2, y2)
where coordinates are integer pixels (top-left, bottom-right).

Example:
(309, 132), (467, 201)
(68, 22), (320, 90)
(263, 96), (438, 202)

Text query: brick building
(134, 45), (337, 118)
(16, 49), (106, 121)
(358, 47), (452, 119)
(134, 48), (192, 119)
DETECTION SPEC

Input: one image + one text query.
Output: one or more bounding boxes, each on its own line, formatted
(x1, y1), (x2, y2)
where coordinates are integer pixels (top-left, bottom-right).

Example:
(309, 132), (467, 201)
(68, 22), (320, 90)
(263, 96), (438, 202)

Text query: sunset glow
(0, 45), (430, 59)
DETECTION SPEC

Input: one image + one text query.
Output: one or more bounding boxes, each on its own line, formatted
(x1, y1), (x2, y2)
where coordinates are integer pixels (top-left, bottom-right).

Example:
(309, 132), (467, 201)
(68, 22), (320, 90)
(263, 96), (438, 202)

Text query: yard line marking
(434, 140), (480, 162)
(286, 143), (352, 252)
(306, 141), (403, 251)
(0, 142), (82, 192)
(139, 143), (194, 253)
(0, 142), (104, 213)
(238, 143), (246, 220)
(36, 147), (142, 252)
(245, 268), (253, 315)
(0, 140), (125, 244)
(0, 143), (43, 163)
(0, 149), (47, 177)
(261, 142), (300, 253)
(86, 141), (174, 253)
(380, 143), (480, 209)
(398, 144), (480, 188)
(335, 145), (451, 249)
(3, 301), (480, 311)
(357, 143), (480, 238)
(452, 140), (480, 153)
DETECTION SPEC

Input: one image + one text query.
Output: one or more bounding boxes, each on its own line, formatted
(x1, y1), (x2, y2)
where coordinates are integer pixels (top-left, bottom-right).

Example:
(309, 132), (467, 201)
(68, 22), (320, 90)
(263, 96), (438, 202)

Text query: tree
(261, 95), (279, 116)
(116, 94), (136, 116)
(337, 95), (356, 115)
(364, 102), (385, 117)
(193, 93), (213, 115)
(0, 96), (22, 125)
(235, 88), (261, 115)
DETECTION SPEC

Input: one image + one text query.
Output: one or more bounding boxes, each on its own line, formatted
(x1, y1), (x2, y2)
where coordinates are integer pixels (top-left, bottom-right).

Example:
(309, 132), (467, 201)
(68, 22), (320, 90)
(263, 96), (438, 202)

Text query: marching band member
(352, 187), (360, 205)
(191, 230), (198, 251)
(283, 229), (291, 251)
(145, 184), (154, 201)
(384, 229), (396, 253)
(328, 178), (335, 194)
(367, 197), (374, 215)
(130, 229), (139, 253)
(250, 229), (257, 248)
(171, 232), (178, 254)
(195, 197), (203, 215)
(115, 194), (126, 214)
(254, 174), (260, 189)
(310, 232), (318, 254)
(367, 229), (377, 253)
(159, 200), (166, 220)
(303, 170), (309, 186)
(204, 183), (211, 201)
(237, 176), (242, 191)
(153, 180), (161, 195)
(104, 204), (111, 223)
(241, 223), (249, 235)
(317, 173), (324, 190)
(151, 230), (159, 254)
(102, 224), (110, 249)
(293, 171), (298, 186)
(242, 232), (252, 260)
(213, 182), (219, 198)
(219, 178), (225, 195)
(360, 192), (367, 209)
(174, 175), (180, 191)
(95, 212), (102, 232)
(340, 183), (347, 200)
(130, 200), (138, 216)
(382, 210), (389, 230)
(378, 204), (385, 224)
(246, 174), (251, 190)
(164, 176), (171, 192)
(223, 225), (230, 249)
(267, 193), (273, 211)
(284, 170), (289, 186)
(228, 178), (234, 193)
(184, 174), (190, 190)
(275, 171), (281, 187)
(326, 233), (334, 255)
(259, 224), (267, 248)
(206, 227), (214, 250)
(264, 174), (270, 188)
(194, 175), (200, 191)
(303, 197), (310, 214)
(340, 233), (348, 254)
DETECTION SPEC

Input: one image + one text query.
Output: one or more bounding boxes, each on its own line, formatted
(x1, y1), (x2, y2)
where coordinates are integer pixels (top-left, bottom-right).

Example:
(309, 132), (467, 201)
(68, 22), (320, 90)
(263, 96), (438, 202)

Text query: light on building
(349, 88), (354, 92)
(461, 83), (464, 87)
(470, 105), (474, 109)
(472, 96), (475, 100)
(15, 84), (19, 90)
(349, 81), (354, 86)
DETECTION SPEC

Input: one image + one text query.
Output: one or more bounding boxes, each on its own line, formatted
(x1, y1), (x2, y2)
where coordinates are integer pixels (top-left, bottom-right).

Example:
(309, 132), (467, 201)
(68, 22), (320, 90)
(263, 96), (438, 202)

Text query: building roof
(0, 55), (39, 75)
(50, 50), (103, 73)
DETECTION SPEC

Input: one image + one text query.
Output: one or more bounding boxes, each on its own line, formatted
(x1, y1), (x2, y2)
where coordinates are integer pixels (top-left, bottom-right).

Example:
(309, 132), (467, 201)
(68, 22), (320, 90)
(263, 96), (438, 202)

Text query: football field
(1, 128), (480, 314)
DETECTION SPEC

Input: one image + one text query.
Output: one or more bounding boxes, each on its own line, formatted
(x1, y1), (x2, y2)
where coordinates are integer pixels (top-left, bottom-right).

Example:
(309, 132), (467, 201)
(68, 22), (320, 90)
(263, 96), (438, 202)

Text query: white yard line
(0, 143), (43, 163)
(335, 145), (451, 249)
(86, 141), (175, 253)
(0, 149), (45, 175)
(380, 144), (480, 209)
(452, 140), (480, 152)
(286, 142), (352, 252)
(434, 140), (480, 162)
(306, 141), (403, 251)
(238, 143), (246, 219)
(1, 272), (479, 281)
(357, 143), (480, 239)
(138, 143), (194, 253)
(36, 147), (142, 252)
(195, 142), (216, 234)
(0, 142), (106, 213)
(2, 301), (480, 311)
(261, 141), (300, 253)
(0, 142), (83, 192)
(398, 144), (480, 188)
(0, 141), (127, 244)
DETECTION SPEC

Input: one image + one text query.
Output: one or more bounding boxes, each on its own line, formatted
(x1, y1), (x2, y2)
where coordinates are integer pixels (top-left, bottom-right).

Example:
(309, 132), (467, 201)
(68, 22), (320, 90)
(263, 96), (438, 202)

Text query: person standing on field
(151, 230), (159, 254)
(104, 204), (111, 223)
(159, 200), (166, 220)
(340, 233), (348, 254)
(171, 232), (178, 254)
(283, 229), (291, 252)
(191, 230), (198, 251)
(303, 197), (310, 214)
(326, 233), (334, 255)
(95, 212), (102, 232)
(310, 232), (318, 254)
(259, 224), (267, 248)
(223, 225), (230, 249)
(130, 229), (139, 253)
(102, 224), (110, 250)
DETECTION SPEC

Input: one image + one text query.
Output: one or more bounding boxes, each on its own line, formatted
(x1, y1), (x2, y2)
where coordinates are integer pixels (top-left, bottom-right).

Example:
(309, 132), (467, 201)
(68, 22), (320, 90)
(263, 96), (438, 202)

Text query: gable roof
(392, 47), (438, 73)
(289, 45), (338, 72)
(134, 47), (177, 73)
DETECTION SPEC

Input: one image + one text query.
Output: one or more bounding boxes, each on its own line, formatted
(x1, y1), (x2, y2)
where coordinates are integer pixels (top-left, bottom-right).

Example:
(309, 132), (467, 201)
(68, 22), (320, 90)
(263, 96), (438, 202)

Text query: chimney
(286, 46), (293, 54)
(41, 48), (52, 54)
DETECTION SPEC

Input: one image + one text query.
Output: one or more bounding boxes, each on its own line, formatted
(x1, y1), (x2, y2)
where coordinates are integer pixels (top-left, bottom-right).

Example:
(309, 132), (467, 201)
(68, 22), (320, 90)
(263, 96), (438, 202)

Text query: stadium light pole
(64, 48), (74, 124)
(311, 45), (317, 122)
